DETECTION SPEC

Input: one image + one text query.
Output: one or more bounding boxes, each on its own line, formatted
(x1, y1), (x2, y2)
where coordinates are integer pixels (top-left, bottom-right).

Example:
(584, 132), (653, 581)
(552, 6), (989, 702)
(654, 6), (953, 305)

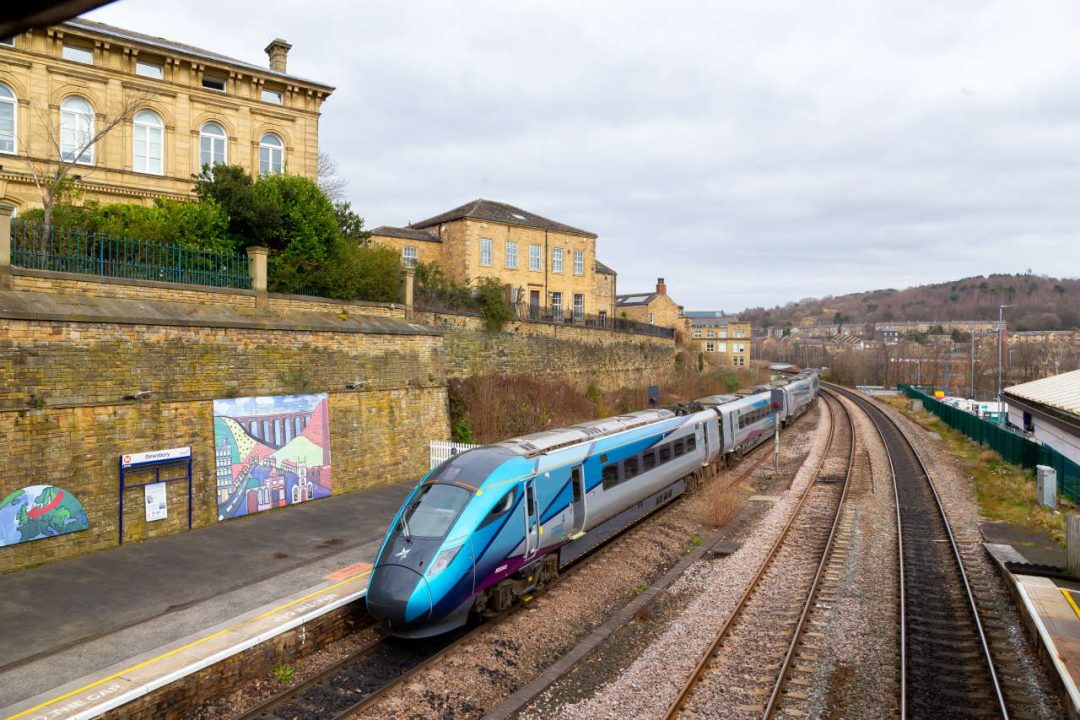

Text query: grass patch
(690, 533), (704, 547)
(882, 397), (1068, 544)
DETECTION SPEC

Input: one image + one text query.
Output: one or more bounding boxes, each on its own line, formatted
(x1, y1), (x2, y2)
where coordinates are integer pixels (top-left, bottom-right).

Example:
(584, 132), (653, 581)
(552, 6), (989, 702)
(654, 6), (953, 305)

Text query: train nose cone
(366, 564), (432, 628)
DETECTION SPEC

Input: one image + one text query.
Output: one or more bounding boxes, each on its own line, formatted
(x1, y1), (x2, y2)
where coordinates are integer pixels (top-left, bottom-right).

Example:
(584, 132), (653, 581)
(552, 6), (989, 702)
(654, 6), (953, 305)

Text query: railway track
(664, 390), (855, 719)
(826, 383), (1007, 720)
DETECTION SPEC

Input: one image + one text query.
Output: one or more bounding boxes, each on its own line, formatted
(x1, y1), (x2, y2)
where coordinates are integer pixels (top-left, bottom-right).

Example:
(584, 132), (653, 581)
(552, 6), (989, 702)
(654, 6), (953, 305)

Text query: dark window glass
(687, 434), (697, 451)
(405, 484), (470, 538)
(572, 469), (583, 502)
(623, 456), (639, 479)
(643, 450), (657, 471)
(600, 454), (608, 463)
(659, 445), (672, 462)
(479, 488), (515, 528)
(526, 484), (536, 518)
(602, 464), (619, 489)
(674, 439), (685, 457)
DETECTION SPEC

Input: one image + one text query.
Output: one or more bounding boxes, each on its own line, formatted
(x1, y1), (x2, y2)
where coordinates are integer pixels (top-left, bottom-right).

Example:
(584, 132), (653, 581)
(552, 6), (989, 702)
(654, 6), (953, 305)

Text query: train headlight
(427, 544), (463, 578)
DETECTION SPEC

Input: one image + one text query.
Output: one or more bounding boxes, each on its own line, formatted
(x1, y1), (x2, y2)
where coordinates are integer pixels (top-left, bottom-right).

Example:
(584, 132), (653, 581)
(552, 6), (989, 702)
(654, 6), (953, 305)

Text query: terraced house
(373, 199), (617, 325)
(0, 18), (333, 212)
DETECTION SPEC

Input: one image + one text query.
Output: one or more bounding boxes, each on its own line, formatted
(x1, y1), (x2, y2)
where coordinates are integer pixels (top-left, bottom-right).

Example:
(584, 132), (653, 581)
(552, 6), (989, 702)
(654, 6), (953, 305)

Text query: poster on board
(144, 482), (168, 522)
(212, 393), (332, 521)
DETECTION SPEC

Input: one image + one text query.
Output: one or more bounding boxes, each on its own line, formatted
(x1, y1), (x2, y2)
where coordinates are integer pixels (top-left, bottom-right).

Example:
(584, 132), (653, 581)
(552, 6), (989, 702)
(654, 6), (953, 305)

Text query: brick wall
(416, 311), (675, 392)
(11, 269), (406, 318)
(0, 297), (444, 573)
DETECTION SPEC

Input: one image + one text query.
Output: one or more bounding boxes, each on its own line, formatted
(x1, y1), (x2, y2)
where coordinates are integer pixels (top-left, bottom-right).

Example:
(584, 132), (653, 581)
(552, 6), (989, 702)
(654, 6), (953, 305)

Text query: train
(366, 370), (820, 638)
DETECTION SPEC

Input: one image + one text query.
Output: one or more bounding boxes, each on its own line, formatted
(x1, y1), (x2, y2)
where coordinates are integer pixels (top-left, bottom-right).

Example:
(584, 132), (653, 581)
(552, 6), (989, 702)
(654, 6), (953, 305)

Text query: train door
(697, 423), (708, 466)
(524, 478), (540, 560)
(569, 465), (586, 535)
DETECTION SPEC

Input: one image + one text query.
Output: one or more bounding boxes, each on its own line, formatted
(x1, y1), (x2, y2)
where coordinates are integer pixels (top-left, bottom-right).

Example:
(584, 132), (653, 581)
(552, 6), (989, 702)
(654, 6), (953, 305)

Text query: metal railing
(10, 220), (252, 289)
(414, 288), (675, 339)
(898, 384), (1080, 502)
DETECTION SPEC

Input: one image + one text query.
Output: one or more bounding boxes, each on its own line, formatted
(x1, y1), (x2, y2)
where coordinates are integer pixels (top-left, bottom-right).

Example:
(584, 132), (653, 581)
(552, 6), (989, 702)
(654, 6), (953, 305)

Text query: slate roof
(615, 293), (658, 307)
(1003, 369), (1080, 420)
(411, 199), (596, 238)
(63, 18), (334, 90)
(595, 260), (617, 276)
(370, 226), (442, 243)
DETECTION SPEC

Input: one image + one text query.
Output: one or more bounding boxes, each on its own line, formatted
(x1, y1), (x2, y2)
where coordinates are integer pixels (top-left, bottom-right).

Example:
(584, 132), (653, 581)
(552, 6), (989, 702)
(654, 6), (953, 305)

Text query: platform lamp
(996, 305), (1013, 399)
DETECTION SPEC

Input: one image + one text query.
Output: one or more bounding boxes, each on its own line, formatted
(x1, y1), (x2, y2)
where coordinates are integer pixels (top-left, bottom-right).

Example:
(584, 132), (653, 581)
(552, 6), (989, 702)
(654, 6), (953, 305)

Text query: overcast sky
(88, 0), (1080, 311)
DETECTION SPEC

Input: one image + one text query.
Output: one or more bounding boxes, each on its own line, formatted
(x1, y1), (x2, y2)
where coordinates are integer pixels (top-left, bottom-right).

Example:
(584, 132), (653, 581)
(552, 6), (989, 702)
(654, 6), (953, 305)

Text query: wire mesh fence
(10, 220), (251, 289)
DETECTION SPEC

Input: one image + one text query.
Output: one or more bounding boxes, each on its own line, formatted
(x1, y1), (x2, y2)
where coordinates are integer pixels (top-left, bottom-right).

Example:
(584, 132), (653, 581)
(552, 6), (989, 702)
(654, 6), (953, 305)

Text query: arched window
(132, 109), (163, 175)
(60, 96), (94, 164)
(0, 83), (15, 154)
(199, 122), (227, 168)
(259, 133), (283, 175)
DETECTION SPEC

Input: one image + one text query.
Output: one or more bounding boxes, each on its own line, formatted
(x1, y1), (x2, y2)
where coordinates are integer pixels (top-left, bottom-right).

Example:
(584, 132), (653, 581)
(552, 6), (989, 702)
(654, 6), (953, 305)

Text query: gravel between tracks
(772, 392), (900, 719)
(517, 403), (832, 720)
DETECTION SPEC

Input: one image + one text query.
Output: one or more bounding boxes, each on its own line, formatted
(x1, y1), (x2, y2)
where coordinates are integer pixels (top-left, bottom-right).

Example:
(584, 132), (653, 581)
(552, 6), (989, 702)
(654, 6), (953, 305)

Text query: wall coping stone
(12, 267), (408, 313)
(0, 290), (441, 336)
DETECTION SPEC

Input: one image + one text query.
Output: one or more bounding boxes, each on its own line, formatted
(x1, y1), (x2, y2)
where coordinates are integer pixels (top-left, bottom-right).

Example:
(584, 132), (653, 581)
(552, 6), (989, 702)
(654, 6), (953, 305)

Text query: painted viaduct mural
(212, 393), (333, 521)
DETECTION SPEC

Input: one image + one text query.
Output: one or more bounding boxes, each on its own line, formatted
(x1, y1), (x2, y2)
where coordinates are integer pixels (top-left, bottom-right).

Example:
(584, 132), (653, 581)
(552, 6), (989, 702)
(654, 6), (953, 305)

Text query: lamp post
(997, 305), (1013, 399)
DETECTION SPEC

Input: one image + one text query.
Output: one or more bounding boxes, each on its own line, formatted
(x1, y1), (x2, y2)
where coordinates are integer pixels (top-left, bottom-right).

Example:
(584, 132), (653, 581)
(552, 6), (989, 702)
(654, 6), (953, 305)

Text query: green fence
(898, 384), (1080, 502)
(11, 220), (251, 289)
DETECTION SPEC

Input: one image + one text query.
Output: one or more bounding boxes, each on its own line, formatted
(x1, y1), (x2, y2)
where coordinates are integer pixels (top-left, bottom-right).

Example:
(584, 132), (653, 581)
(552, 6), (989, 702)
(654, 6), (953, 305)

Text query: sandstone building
(373, 199), (616, 324)
(616, 277), (684, 330)
(684, 310), (752, 367)
(0, 18), (332, 212)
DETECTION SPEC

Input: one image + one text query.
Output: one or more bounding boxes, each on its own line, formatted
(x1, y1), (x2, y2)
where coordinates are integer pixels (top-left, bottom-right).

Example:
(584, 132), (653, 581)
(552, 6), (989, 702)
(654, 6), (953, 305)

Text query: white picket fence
(429, 440), (480, 469)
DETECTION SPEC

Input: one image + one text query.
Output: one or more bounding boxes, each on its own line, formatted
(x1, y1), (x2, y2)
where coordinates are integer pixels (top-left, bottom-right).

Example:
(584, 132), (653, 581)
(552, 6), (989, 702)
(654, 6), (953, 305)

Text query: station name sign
(121, 446), (192, 468)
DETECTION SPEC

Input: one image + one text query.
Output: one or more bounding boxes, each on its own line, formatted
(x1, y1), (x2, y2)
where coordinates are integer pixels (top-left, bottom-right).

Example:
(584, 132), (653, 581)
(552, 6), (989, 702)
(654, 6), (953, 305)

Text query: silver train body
(366, 371), (820, 637)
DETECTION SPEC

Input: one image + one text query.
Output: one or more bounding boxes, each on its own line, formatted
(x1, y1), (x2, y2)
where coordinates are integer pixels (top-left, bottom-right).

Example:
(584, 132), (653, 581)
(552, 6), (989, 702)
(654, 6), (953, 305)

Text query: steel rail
(663, 392), (848, 720)
(825, 382), (1008, 720)
(760, 387), (855, 718)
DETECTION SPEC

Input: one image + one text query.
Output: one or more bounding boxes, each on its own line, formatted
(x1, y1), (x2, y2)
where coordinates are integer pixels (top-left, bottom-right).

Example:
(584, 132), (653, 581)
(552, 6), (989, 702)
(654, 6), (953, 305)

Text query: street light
(997, 304), (1013, 398)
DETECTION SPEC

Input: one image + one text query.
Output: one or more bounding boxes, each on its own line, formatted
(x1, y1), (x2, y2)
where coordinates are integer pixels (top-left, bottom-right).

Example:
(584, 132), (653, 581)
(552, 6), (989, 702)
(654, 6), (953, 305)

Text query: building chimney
(656, 277), (667, 295)
(265, 38), (292, 73)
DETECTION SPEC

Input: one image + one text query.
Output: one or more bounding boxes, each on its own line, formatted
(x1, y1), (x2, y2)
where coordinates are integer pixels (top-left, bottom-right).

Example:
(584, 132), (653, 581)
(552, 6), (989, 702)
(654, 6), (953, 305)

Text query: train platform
(0, 480), (414, 720)
(983, 522), (1080, 717)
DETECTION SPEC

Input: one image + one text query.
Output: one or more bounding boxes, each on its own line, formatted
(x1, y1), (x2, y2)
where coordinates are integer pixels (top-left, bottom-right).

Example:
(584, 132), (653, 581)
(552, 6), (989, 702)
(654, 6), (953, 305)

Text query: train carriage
(367, 372), (818, 638)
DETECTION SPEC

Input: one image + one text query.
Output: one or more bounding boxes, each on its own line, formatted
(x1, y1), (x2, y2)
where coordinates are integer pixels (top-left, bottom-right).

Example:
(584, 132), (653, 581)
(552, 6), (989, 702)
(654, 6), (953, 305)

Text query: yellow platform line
(1061, 588), (1080, 622)
(6, 570), (371, 720)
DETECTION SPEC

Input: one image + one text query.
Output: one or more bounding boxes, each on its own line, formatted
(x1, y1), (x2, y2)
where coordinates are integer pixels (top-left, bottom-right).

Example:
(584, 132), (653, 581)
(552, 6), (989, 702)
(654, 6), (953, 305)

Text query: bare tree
(24, 91), (150, 232)
(317, 151), (349, 202)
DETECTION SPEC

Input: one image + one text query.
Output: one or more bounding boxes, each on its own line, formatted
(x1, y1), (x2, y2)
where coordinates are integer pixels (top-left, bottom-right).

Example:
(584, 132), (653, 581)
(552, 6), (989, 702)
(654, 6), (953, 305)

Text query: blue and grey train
(366, 371), (820, 637)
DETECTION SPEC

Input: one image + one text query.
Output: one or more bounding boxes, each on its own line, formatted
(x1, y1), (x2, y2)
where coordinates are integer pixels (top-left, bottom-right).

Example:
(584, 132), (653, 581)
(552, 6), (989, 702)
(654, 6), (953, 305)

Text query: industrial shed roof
(1003, 369), (1080, 419)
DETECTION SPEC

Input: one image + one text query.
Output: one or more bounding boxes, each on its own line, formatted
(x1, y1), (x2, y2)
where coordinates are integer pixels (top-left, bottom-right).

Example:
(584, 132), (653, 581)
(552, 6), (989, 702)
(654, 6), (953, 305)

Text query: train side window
(602, 464), (619, 490)
(643, 450), (657, 471)
(623, 456), (639, 479)
(687, 435), (696, 451)
(479, 488), (515, 528)
(673, 439), (685, 457)
(659, 445), (672, 463)
(526, 485), (536, 518)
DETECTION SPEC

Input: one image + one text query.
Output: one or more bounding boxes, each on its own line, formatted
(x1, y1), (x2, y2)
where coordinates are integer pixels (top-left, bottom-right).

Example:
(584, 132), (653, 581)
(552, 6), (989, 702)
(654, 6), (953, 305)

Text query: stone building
(592, 260), (617, 322)
(0, 18), (333, 212)
(372, 199), (606, 322)
(684, 310), (752, 367)
(616, 277), (684, 329)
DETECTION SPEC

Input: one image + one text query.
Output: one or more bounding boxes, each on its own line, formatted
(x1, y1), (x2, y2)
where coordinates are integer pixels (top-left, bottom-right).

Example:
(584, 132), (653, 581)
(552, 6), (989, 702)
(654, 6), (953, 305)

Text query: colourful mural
(0, 485), (89, 547)
(212, 393), (333, 520)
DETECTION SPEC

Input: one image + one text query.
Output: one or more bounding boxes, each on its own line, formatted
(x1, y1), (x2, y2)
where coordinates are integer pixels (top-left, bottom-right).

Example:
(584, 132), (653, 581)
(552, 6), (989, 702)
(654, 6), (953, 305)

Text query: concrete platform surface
(1015, 573), (1080, 716)
(0, 480), (413, 712)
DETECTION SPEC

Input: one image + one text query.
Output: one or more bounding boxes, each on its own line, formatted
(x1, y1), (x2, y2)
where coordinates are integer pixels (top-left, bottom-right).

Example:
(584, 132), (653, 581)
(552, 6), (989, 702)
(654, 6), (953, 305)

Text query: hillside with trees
(739, 273), (1080, 331)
